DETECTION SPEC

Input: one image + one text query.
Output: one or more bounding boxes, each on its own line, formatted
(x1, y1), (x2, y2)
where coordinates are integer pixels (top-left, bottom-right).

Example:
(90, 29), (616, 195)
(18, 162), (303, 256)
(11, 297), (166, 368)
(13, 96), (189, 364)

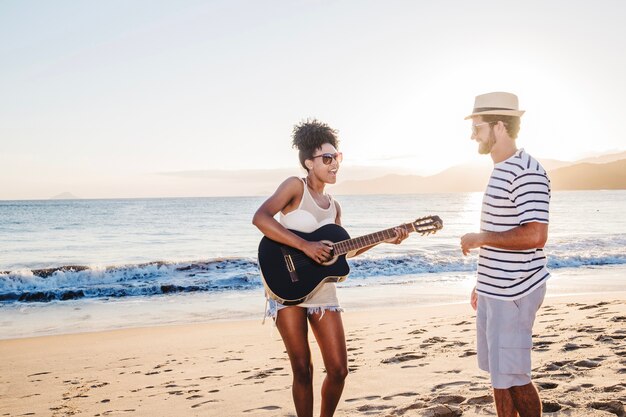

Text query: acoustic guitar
(258, 215), (443, 305)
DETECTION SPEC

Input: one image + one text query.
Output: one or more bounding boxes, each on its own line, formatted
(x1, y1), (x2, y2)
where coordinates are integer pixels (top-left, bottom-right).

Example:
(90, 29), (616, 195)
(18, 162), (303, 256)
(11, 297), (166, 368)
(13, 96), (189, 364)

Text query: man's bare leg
(493, 388), (518, 417)
(509, 382), (541, 417)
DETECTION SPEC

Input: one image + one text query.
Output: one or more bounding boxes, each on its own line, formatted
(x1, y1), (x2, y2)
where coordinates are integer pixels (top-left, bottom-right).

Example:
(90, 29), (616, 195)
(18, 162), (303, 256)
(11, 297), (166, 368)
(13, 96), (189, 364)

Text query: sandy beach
(1, 291), (625, 417)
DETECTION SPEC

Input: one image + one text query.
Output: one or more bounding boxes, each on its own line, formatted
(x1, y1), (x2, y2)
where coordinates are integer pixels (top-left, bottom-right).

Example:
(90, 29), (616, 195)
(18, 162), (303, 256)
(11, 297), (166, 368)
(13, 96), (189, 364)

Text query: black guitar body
(258, 223), (351, 306)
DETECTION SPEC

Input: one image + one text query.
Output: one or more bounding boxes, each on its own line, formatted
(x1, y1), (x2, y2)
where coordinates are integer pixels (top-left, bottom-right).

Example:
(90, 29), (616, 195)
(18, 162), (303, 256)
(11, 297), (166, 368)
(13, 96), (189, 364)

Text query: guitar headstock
(410, 215), (443, 235)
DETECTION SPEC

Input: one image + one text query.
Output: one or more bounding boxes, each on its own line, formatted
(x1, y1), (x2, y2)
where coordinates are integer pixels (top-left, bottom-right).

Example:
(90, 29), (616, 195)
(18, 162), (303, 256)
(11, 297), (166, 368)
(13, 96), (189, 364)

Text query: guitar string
(285, 224), (441, 268)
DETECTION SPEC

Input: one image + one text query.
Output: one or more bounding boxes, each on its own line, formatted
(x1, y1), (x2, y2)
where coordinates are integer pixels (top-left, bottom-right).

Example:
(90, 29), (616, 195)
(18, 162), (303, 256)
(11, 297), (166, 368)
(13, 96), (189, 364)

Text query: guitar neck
(332, 224), (413, 256)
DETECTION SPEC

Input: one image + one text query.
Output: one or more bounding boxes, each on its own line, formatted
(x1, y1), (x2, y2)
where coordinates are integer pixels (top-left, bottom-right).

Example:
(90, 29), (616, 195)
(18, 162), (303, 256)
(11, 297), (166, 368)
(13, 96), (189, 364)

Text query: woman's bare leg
(276, 307), (314, 417)
(309, 310), (348, 417)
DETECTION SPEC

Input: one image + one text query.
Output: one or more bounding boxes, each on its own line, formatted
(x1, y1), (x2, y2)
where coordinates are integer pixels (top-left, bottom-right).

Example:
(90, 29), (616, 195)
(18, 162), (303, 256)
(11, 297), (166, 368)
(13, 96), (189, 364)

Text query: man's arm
(461, 222), (548, 256)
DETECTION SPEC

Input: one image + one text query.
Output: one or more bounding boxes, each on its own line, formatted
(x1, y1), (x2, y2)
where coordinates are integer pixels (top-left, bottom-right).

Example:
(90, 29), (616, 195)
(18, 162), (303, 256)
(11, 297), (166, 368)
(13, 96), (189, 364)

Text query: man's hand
(470, 286), (478, 311)
(461, 232), (483, 256)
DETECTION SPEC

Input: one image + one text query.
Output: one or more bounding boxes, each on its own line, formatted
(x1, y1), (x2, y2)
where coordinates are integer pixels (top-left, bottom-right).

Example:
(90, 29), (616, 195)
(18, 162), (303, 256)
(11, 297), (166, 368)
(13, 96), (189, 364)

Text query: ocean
(1, 190), (625, 338)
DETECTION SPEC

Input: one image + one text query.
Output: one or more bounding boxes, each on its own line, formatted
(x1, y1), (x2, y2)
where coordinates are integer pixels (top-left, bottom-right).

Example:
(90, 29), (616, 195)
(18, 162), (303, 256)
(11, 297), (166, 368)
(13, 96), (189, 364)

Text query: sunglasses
(471, 122), (493, 135)
(471, 121), (507, 135)
(311, 152), (343, 165)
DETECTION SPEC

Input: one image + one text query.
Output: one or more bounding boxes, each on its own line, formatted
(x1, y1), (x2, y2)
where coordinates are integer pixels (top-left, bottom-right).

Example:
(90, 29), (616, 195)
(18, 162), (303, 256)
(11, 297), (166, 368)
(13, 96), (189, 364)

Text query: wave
(1, 246), (625, 304)
(0, 259), (261, 303)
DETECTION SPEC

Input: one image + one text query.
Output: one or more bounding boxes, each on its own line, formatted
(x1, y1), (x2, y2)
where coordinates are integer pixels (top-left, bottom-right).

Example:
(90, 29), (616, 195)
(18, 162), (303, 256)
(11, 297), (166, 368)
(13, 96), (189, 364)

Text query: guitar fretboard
(333, 224), (411, 256)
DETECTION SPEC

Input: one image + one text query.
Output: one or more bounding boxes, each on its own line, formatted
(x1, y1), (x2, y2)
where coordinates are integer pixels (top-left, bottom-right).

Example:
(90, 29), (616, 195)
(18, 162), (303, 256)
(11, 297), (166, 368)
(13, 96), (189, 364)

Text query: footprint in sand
(217, 357), (243, 363)
(562, 342), (593, 351)
(573, 359), (601, 369)
(579, 302), (611, 310)
(431, 394), (466, 405)
(541, 400), (562, 412)
(376, 345), (405, 353)
(542, 360), (574, 371)
(244, 367), (284, 380)
(577, 325), (606, 333)
(199, 375), (223, 380)
(355, 404), (394, 412)
(589, 400), (625, 416)
(381, 392), (418, 400)
(420, 404), (462, 417)
(534, 340), (555, 352)
(191, 399), (219, 409)
(98, 409), (136, 415)
(345, 395), (381, 402)
(443, 341), (468, 349)
(422, 336), (446, 344)
(381, 352), (426, 364)
(603, 383), (626, 392)
(431, 381), (470, 392)
(27, 371), (51, 378)
(465, 394), (493, 405)
(539, 318), (563, 323)
(536, 381), (559, 390)
(242, 405), (281, 413)
(459, 349), (477, 357)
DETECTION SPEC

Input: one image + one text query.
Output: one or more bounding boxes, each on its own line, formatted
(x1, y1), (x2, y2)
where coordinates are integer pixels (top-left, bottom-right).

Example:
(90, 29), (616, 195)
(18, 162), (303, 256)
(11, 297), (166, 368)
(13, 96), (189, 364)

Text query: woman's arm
(252, 177), (332, 263)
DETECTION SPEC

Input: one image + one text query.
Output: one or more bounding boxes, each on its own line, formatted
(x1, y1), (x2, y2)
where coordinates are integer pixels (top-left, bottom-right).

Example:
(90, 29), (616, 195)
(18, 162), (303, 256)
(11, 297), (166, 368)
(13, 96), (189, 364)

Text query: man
(461, 92), (551, 417)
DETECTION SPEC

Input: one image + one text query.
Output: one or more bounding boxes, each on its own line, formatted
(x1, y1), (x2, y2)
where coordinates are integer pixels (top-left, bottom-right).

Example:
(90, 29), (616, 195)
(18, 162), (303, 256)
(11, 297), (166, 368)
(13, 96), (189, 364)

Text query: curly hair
(292, 119), (339, 171)
(481, 115), (521, 139)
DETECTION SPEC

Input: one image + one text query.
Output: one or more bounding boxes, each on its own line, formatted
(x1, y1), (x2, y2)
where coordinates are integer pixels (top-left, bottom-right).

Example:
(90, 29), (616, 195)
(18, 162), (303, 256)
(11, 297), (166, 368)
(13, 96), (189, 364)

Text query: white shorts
(476, 284), (546, 389)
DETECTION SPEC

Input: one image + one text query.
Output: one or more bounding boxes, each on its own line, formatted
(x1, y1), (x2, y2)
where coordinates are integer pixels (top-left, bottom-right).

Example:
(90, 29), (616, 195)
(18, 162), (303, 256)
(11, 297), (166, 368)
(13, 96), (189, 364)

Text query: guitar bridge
(284, 254), (295, 273)
(280, 247), (299, 283)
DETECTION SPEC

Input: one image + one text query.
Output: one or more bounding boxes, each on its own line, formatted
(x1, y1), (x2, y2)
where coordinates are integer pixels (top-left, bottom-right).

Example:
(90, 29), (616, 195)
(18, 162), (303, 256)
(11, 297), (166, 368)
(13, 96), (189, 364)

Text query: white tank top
(278, 178), (340, 307)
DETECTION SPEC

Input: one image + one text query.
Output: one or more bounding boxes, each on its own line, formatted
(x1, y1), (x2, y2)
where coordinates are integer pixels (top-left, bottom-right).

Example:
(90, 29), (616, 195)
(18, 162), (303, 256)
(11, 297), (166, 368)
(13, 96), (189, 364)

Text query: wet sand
(1, 292), (625, 416)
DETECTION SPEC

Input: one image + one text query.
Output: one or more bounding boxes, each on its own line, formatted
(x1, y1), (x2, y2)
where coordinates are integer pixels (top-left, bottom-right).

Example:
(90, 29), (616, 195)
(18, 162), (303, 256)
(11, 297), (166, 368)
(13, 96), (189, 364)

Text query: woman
(252, 119), (408, 417)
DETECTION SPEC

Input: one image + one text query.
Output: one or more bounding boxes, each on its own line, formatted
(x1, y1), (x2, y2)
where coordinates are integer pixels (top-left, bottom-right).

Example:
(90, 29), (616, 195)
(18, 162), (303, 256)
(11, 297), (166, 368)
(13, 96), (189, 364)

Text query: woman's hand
(301, 240), (333, 264)
(385, 226), (409, 245)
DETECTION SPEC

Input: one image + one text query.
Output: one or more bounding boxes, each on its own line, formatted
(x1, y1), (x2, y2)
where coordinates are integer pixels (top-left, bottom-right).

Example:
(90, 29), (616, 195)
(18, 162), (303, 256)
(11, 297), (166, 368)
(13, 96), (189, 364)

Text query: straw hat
(464, 92), (525, 119)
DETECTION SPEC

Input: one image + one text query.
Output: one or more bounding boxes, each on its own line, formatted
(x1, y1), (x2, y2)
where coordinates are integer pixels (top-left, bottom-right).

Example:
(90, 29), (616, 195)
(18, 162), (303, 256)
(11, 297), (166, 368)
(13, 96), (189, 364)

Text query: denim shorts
(265, 298), (344, 324)
(476, 284), (546, 389)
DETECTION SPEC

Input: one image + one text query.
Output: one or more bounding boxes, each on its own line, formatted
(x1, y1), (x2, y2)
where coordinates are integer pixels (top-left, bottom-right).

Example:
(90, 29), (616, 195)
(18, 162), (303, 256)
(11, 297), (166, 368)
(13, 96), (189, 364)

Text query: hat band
(473, 106), (517, 112)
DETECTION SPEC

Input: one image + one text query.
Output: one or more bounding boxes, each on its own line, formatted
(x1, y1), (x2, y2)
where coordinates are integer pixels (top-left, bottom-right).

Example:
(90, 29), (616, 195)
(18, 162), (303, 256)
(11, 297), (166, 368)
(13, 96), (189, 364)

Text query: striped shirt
(476, 149), (551, 300)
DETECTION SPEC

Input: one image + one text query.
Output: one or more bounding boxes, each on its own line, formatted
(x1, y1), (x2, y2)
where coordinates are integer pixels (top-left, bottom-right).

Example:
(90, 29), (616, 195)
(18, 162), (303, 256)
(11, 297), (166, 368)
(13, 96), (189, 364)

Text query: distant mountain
(331, 159), (626, 195)
(538, 158), (573, 171)
(549, 160), (626, 190)
(50, 192), (79, 200)
(576, 151), (626, 164)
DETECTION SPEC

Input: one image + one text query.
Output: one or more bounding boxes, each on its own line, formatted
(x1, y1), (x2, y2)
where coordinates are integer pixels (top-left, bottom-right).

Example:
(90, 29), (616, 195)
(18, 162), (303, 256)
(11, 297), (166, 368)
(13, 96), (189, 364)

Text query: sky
(1, 0), (625, 199)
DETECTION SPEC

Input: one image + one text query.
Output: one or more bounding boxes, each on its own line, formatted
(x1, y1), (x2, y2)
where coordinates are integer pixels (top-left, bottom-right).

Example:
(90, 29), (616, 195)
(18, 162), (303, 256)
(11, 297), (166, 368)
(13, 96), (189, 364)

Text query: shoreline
(2, 265), (626, 340)
(1, 291), (624, 416)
